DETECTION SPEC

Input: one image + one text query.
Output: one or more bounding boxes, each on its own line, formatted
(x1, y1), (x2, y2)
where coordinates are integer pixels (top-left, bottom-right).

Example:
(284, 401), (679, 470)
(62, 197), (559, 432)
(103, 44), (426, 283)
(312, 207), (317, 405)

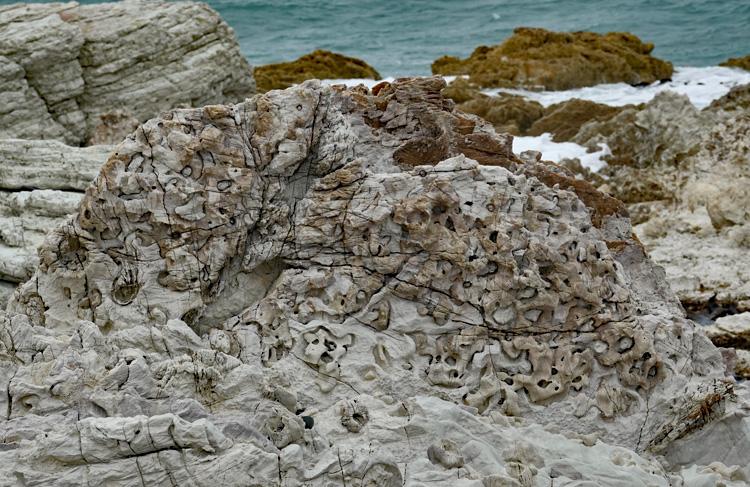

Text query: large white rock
(1, 78), (748, 485)
(0, 0), (255, 145)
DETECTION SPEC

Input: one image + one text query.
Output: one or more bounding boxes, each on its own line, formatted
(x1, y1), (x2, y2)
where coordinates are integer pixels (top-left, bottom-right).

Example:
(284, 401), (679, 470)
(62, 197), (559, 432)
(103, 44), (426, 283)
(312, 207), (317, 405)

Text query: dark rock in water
(432, 27), (673, 90)
(720, 55), (750, 72)
(255, 49), (380, 92)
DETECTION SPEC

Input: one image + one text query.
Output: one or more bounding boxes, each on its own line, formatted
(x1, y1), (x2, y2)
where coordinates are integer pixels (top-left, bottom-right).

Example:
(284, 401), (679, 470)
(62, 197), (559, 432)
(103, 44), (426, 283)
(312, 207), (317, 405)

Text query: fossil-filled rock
(1, 78), (747, 485)
(0, 1), (255, 145)
(432, 27), (673, 90)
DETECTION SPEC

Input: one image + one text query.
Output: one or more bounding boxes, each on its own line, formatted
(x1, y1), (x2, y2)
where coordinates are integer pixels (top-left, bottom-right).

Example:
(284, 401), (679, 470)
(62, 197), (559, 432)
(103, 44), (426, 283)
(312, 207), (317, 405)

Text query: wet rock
(720, 55), (750, 71)
(432, 27), (673, 90)
(255, 49), (380, 92)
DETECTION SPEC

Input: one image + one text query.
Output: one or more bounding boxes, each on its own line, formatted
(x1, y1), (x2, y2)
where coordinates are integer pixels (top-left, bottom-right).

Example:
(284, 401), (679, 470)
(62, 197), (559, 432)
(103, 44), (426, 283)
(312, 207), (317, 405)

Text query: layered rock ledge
(1, 78), (748, 485)
(0, 0), (255, 146)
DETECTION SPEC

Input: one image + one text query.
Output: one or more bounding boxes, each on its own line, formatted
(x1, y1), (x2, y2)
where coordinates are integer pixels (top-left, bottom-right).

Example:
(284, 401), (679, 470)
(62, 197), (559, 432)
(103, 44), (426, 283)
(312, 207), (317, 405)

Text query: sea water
(4, 0), (749, 169)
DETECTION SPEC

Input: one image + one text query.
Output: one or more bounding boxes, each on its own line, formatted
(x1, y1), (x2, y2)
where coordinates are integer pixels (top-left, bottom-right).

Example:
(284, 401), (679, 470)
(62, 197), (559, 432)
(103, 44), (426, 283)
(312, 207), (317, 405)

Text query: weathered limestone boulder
(255, 49), (380, 92)
(0, 1), (255, 145)
(577, 91), (750, 316)
(720, 55), (750, 71)
(432, 27), (673, 90)
(0, 139), (111, 305)
(1, 78), (748, 485)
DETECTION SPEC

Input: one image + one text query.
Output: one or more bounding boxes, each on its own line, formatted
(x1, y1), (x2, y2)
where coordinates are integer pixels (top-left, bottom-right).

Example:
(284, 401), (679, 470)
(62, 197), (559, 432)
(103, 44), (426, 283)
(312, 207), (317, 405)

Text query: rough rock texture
(255, 50), (380, 92)
(441, 80), (621, 140)
(1, 78), (748, 485)
(432, 27), (673, 90)
(571, 89), (750, 319)
(456, 93), (545, 135)
(0, 139), (111, 304)
(527, 98), (624, 142)
(705, 313), (750, 350)
(720, 55), (750, 71)
(0, 1), (255, 145)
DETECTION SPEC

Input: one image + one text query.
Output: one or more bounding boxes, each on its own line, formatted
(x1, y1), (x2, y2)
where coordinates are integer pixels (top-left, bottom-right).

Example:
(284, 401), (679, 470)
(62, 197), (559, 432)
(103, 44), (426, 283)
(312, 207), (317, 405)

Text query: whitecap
(481, 66), (750, 109)
(513, 134), (610, 172)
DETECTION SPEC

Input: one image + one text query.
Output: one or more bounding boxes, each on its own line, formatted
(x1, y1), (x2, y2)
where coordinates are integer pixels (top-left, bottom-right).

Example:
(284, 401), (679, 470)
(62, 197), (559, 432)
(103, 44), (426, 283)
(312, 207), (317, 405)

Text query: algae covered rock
(456, 92), (545, 135)
(255, 49), (380, 91)
(432, 27), (673, 90)
(1, 77), (748, 484)
(527, 98), (624, 141)
(720, 55), (750, 71)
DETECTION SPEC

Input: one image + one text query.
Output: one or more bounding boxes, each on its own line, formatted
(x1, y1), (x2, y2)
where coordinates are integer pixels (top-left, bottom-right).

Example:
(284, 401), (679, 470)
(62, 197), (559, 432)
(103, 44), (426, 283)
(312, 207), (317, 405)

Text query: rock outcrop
(441, 79), (623, 140)
(0, 139), (112, 305)
(255, 49), (380, 92)
(432, 27), (673, 90)
(1, 78), (748, 485)
(526, 98), (624, 141)
(566, 88), (750, 321)
(720, 55), (750, 71)
(0, 1), (255, 146)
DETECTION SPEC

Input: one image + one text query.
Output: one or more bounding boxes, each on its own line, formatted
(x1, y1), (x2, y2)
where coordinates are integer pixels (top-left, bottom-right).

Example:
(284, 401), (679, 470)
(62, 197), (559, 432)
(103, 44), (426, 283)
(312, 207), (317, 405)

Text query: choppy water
(201, 0), (746, 75)
(3, 0), (748, 75)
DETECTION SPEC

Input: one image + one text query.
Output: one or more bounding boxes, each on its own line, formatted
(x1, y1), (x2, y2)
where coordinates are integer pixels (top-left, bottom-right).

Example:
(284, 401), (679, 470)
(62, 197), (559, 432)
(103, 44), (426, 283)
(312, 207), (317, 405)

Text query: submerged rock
(432, 27), (673, 90)
(255, 49), (380, 92)
(1, 77), (747, 484)
(0, 1), (255, 145)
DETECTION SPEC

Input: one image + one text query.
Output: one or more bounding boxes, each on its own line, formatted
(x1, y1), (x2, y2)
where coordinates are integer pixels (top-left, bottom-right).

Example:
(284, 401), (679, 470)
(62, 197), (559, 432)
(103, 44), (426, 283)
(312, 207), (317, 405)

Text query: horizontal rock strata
(0, 139), (111, 303)
(1, 77), (748, 485)
(0, 0), (255, 145)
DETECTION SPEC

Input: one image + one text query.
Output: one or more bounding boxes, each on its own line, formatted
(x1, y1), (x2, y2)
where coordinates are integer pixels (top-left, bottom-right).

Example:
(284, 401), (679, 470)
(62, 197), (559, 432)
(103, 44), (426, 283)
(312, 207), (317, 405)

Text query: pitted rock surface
(0, 1), (255, 145)
(2, 78), (748, 485)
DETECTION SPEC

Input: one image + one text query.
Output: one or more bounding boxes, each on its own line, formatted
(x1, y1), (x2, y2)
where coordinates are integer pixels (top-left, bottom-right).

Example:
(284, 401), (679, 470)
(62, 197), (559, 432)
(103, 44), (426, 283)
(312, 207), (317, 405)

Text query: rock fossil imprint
(1, 77), (745, 485)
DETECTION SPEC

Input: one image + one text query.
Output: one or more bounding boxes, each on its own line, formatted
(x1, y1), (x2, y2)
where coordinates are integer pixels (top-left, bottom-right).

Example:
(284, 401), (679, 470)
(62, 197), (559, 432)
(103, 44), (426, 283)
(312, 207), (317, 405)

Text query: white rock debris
(1, 78), (748, 486)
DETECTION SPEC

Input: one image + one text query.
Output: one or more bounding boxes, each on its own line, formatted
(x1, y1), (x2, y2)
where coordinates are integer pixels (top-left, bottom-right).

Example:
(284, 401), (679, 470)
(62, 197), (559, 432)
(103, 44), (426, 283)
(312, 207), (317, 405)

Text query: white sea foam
(513, 134), (610, 172)
(482, 66), (750, 109)
(323, 67), (750, 172)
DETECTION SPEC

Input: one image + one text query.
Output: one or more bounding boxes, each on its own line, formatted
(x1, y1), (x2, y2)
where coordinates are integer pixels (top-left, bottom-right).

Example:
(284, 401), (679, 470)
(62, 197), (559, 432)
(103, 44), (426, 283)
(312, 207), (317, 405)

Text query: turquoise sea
(2, 0), (748, 75)
(209, 0), (750, 75)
